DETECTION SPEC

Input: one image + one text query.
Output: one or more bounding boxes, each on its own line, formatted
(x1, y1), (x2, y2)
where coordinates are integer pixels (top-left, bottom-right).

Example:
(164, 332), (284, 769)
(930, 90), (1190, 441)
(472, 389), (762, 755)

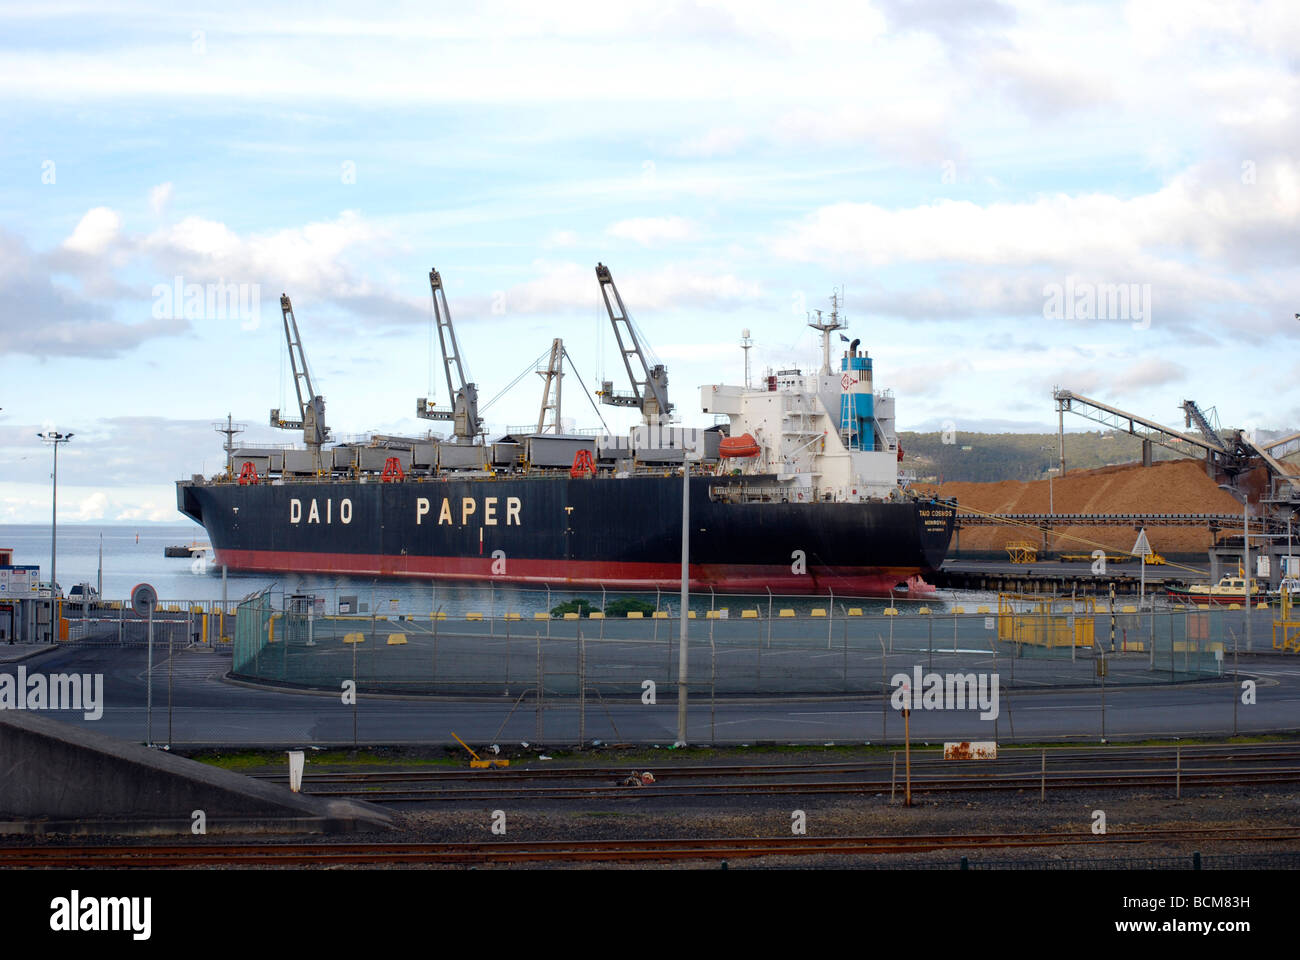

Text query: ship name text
(416, 496), (522, 526)
(289, 498), (353, 525)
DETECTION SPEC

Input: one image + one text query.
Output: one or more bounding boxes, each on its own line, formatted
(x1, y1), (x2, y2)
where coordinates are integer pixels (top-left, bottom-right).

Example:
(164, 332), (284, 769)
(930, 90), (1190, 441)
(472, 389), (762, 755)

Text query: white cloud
(607, 216), (698, 247)
(149, 182), (173, 216)
(544, 229), (579, 248)
(62, 207), (121, 256)
(496, 259), (763, 315)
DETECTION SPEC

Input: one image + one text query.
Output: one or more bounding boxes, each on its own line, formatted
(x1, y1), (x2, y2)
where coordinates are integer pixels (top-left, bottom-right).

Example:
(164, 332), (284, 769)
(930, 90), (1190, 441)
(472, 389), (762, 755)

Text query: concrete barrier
(0, 711), (391, 835)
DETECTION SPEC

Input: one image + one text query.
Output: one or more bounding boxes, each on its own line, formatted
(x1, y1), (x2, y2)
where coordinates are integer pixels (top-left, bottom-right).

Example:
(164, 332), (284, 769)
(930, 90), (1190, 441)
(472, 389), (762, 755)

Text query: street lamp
(37, 431), (73, 606)
(677, 440), (693, 747)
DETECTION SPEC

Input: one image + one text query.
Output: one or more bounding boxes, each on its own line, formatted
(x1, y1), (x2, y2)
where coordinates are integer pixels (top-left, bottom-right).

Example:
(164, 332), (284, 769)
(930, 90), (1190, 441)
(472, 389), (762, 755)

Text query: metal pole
(1058, 404), (1065, 476)
(1244, 502), (1252, 652)
(842, 619), (848, 692)
(677, 457), (690, 745)
(904, 709), (912, 807)
(1100, 651), (1106, 741)
(1233, 614), (1239, 736)
(577, 629), (585, 748)
(145, 605), (153, 745)
(879, 634), (887, 744)
(1140, 548), (1146, 612)
(167, 614), (174, 748)
(51, 438), (58, 598)
(1109, 582), (1116, 652)
(1040, 749), (1046, 802)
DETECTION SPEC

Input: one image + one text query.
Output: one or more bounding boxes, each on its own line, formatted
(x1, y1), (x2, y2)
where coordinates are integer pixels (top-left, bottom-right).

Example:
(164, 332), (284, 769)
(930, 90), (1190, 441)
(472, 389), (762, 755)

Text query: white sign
(944, 741), (998, 760)
(1132, 528), (1152, 557)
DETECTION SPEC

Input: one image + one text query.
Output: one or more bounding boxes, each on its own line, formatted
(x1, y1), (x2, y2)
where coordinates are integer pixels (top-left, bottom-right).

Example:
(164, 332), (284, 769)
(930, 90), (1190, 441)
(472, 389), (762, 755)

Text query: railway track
(259, 743), (1300, 803)
(5, 826), (1297, 867)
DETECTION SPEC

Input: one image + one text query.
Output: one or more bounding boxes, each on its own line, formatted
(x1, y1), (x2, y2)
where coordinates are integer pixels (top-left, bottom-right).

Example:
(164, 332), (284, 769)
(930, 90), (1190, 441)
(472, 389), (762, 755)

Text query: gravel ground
(6, 743), (1297, 868)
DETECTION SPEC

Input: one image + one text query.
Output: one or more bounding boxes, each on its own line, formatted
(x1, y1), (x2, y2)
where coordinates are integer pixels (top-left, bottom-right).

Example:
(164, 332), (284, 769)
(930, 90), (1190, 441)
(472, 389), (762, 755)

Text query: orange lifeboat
(718, 433), (761, 458)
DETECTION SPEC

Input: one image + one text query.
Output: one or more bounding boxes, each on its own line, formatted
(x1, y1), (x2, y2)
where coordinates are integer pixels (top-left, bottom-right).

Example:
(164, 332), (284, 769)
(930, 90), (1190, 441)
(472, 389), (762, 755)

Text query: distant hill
(898, 430), (1184, 483)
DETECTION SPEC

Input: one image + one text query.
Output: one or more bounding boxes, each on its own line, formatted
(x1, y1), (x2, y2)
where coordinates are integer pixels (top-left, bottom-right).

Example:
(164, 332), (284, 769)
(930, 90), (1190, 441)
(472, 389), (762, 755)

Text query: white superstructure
(700, 299), (904, 503)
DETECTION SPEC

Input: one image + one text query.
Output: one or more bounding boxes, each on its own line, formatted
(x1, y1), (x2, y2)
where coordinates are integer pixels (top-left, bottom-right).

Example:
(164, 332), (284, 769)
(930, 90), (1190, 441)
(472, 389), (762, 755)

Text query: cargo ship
(177, 265), (955, 595)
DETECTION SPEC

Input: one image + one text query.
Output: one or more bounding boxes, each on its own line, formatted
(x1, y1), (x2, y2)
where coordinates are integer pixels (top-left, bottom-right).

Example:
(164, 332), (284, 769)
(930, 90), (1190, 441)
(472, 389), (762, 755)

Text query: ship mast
(535, 338), (564, 434)
(212, 413), (246, 478)
(806, 291), (846, 375)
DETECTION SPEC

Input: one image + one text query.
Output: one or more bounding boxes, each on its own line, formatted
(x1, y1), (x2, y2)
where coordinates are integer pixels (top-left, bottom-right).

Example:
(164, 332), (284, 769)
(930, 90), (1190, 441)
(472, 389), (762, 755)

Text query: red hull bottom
(216, 548), (936, 596)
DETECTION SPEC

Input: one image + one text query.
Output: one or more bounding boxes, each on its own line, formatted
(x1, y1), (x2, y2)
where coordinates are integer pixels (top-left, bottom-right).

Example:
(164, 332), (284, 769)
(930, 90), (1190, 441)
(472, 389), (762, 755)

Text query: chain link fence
(22, 585), (1293, 745)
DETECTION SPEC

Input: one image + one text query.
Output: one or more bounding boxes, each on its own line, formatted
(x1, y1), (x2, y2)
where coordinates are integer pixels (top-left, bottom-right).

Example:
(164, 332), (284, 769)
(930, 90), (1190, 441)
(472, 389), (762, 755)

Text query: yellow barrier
(997, 594), (1095, 648)
(563, 612), (580, 620)
(778, 608), (796, 618)
(951, 606), (965, 614)
(533, 612), (550, 620)
(652, 611), (669, 619)
(847, 608), (863, 617)
(688, 611), (697, 619)
(343, 632), (365, 644)
(503, 612), (521, 621)
(387, 633), (407, 645)
(884, 608), (898, 616)
(627, 611), (644, 619)
(976, 606), (991, 614)
(917, 607), (931, 614)
(810, 608), (827, 618)
(590, 612), (605, 620)
(741, 610), (759, 619)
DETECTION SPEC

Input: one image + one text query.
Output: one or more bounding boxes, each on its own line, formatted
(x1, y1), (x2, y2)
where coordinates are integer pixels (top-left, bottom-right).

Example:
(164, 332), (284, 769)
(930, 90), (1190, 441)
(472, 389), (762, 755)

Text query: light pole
(677, 443), (692, 746)
(37, 431), (73, 607)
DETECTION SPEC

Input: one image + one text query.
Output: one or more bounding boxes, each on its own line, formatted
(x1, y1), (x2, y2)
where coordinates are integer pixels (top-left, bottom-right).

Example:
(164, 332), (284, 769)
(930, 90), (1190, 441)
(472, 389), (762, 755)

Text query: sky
(2, 0), (1300, 523)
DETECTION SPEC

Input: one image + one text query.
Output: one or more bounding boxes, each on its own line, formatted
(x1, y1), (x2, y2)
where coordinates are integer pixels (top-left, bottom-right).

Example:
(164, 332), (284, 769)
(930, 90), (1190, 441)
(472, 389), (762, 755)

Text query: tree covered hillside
(898, 430), (1184, 483)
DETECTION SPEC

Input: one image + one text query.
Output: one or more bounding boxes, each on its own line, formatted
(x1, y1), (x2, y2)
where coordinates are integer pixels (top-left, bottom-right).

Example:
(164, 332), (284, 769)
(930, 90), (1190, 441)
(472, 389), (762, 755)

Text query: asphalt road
(4, 640), (1298, 747)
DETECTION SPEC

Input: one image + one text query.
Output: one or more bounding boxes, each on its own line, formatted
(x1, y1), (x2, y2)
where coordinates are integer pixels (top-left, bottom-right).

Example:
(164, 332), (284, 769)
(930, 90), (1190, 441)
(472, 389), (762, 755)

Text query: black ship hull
(177, 475), (955, 595)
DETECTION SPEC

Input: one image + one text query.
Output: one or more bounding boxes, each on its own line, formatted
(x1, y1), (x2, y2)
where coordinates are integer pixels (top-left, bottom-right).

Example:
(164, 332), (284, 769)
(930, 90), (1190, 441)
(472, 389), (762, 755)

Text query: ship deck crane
(595, 263), (672, 425)
(269, 293), (330, 469)
(416, 268), (482, 444)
